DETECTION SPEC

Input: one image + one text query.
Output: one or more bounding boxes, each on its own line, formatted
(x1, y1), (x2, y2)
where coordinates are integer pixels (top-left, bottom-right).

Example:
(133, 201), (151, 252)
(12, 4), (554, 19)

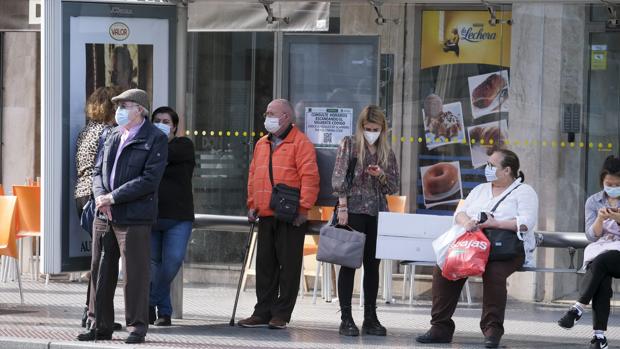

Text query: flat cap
(111, 88), (150, 112)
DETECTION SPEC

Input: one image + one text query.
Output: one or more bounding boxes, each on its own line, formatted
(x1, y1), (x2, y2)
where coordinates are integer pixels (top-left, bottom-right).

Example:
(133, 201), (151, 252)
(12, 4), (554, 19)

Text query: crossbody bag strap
(490, 184), (522, 214)
(268, 144), (275, 188)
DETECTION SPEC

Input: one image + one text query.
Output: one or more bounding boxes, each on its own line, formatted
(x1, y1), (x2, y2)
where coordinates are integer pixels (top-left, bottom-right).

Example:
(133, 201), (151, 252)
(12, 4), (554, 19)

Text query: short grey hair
(272, 98), (296, 121)
(141, 107), (150, 117)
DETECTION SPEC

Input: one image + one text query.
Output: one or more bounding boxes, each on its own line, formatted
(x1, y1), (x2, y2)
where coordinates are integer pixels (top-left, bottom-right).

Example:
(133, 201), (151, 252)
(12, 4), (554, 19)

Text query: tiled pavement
(0, 280), (618, 348)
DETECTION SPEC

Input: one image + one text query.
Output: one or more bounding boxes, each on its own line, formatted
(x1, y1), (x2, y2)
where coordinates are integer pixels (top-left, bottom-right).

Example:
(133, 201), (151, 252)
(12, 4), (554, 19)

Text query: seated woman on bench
(558, 155), (620, 349)
(416, 148), (539, 348)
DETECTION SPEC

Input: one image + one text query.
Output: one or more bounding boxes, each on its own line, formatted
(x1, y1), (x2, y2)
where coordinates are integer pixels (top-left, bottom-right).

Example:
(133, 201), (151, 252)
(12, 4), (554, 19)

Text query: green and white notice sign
(304, 107), (353, 148)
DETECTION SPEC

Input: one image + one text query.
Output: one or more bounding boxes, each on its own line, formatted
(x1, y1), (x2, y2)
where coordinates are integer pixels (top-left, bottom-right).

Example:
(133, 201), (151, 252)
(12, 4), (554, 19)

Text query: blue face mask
(485, 164), (498, 182)
(604, 185), (620, 198)
(115, 107), (130, 127)
(154, 122), (171, 136)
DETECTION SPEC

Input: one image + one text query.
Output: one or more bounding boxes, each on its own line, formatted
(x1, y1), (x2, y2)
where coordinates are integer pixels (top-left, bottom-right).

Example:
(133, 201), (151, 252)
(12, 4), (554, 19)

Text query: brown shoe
(238, 316), (269, 328)
(268, 317), (287, 329)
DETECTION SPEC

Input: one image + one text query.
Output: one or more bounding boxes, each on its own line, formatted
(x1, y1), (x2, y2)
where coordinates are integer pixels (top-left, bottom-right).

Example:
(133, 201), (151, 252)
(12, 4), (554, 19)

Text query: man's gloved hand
(292, 213), (308, 227)
(247, 209), (259, 223)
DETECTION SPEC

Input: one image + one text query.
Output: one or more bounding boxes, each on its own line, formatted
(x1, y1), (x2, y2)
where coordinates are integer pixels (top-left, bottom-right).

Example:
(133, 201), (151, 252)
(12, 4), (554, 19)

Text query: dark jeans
(578, 250), (620, 330)
(75, 195), (91, 308)
(252, 216), (305, 322)
(337, 213), (380, 308)
(88, 218), (151, 336)
(429, 254), (524, 339)
(150, 219), (193, 317)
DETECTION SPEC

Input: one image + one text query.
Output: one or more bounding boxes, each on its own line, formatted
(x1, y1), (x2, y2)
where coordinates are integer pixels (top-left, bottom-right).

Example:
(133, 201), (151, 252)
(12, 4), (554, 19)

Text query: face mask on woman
(484, 164), (498, 182)
(154, 122), (171, 136)
(264, 117), (280, 134)
(604, 185), (620, 198)
(115, 107), (130, 127)
(363, 131), (381, 145)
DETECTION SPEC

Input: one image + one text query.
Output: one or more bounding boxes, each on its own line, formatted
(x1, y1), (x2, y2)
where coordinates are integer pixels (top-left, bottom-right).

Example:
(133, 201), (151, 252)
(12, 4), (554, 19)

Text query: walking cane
(229, 221), (256, 326)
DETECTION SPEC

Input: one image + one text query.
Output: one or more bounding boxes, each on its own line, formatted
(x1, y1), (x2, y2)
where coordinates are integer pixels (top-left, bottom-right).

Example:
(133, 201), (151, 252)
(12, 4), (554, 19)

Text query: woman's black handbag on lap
(481, 184), (525, 261)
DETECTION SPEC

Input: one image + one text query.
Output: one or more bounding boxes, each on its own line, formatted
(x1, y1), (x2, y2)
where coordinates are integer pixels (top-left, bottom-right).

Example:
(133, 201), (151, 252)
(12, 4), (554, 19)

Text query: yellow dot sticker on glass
(210, 131), (215, 136)
(202, 131), (206, 136)
(193, 130), (198, 136)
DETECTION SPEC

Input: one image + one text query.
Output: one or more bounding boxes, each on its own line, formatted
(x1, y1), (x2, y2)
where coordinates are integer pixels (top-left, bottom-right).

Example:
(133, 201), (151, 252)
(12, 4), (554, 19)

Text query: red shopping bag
(441, 229), (490, 281)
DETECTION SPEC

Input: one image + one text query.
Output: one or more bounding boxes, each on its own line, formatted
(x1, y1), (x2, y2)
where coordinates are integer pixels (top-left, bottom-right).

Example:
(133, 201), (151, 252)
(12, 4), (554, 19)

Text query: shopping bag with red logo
(441, 229), (490, 281)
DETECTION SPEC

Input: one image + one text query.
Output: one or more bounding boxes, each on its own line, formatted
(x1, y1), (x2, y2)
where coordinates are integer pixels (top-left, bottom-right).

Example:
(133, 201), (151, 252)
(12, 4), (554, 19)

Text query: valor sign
(304, 107), (353, 148)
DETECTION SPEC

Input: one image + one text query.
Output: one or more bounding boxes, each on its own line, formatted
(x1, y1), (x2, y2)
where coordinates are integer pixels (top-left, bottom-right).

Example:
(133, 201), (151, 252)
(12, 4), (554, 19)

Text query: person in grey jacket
(77, 89), (168, 344)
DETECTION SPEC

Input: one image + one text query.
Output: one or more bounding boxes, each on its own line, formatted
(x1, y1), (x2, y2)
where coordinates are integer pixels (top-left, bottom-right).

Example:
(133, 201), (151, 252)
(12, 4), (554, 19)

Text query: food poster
(304, 107), (353, 148)
(420, 161), (463, 208)
(468, 70), (509, 118)
(468, 120), (509, 168)
(422, 101), (466, 150)
(421, 10), (512, 69)
(416, 9), (511, 215)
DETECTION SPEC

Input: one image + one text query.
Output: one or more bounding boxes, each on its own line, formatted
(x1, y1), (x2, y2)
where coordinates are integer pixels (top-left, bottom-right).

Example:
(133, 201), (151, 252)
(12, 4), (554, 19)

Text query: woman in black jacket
(149, 107), (196, 326)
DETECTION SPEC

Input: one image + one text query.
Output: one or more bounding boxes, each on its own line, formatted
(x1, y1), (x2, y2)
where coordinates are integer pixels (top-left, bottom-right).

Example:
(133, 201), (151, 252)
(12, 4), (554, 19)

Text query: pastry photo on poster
(422, 94), (466, 150)
(420, 161), (463, 208)
(468, 70), (509, 119)
(85, 44), (153, 102)
(467, 119), (508, 168)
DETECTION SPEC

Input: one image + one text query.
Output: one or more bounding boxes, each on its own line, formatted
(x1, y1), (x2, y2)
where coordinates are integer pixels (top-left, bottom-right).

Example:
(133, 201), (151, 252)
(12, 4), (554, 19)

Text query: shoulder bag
(268, 145), (301, 223)
(316, 146), (365, 269)
(481, 184), (525, 261)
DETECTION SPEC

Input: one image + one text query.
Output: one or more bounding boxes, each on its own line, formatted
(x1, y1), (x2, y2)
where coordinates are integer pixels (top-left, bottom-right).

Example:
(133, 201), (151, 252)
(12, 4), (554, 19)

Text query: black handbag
(480, 184), (525, 262)
(268, 147), (300, 223)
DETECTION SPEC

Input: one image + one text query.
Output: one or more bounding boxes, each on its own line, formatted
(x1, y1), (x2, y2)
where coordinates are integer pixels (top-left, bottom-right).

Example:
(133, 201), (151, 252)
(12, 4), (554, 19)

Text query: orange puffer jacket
(247, 125), (319, 217)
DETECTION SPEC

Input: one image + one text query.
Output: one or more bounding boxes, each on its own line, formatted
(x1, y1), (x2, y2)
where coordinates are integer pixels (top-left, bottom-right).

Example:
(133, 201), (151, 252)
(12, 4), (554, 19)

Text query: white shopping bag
(432, 225), (466, 269)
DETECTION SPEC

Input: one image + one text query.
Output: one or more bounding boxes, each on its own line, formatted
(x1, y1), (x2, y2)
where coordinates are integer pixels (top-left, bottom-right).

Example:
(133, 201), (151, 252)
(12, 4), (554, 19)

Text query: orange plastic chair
(13, 185), (41, 237)
(13, 185), (41, 282)
(0, 196), (24, 303)
(386, 195), (407, 213)
(0, 184), (4, 195)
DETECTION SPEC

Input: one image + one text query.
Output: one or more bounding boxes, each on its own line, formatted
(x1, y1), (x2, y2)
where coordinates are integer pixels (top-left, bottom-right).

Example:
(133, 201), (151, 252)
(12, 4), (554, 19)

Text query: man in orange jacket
(239, 98), (319, 329)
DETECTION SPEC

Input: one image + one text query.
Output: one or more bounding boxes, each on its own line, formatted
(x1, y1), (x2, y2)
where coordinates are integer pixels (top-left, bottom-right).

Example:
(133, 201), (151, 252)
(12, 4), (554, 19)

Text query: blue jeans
(149, 219), (193, 316)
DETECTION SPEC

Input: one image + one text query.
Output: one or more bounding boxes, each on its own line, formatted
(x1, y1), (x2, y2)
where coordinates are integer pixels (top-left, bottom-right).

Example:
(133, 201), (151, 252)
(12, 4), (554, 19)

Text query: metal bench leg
(312, 261), (321, 304)
(409, 264), (416, 305)
(15, 258), (23, 304)
(401, 265), (408, 302)
(464, 279), (472, 305)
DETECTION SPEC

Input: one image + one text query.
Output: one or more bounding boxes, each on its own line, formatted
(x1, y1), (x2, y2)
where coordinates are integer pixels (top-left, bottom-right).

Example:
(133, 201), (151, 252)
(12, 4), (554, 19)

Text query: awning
(188, 1), (330, 32)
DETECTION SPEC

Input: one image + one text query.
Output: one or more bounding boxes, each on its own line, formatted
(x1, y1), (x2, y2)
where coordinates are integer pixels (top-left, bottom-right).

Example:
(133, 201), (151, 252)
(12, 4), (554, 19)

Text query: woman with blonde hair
(332, 105), (400, 336)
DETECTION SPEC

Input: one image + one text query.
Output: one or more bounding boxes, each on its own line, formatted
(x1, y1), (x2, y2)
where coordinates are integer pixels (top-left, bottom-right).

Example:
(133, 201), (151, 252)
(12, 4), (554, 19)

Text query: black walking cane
(230, 221), (256, 326)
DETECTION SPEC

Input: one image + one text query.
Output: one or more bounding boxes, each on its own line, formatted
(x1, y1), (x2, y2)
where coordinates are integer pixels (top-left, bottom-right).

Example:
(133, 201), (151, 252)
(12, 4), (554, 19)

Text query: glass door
(585, 32), (620, 196)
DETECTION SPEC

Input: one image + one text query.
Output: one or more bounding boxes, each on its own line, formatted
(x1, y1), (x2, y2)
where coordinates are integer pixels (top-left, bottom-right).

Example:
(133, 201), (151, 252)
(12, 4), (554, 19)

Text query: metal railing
(193, 214), (323, 234)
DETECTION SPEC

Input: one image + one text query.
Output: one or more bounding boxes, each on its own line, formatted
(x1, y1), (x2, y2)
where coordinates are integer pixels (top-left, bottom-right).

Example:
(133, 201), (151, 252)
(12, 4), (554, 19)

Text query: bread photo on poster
(467, 119), (509, 168)
(468, 70), (509, 119)
(422, 95), (466, 150)
(420, 161), (463, 208)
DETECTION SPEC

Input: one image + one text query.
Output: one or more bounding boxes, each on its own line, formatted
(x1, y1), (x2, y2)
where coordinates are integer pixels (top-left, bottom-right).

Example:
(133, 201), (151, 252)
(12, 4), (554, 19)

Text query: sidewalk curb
(0, 337), (138, 349)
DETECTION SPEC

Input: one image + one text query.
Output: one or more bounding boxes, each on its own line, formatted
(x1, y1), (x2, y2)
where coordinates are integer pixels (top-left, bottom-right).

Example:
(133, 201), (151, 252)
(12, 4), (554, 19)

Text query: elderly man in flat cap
(77, 89), (168, 344)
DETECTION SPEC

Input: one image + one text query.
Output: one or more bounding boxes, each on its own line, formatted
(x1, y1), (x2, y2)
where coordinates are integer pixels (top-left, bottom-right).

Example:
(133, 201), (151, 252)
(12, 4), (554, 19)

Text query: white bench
(376, 212), (472, 304)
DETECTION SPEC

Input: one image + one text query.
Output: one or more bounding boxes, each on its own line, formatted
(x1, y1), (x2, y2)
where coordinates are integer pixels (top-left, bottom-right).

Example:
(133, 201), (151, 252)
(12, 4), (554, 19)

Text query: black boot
(149, 306), (156, 325)
(362, 305), (386, 336)
(339, 306), (359, 336)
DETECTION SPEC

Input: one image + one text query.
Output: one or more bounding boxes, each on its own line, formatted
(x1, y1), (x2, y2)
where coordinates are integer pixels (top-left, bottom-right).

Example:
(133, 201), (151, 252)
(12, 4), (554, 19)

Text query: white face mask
(484, 164), (498, 182)
(115, 107), (130, 127)
(363, 131), (381, 145)
(264, 117), (280, 134)
(154, 122), (171, 136)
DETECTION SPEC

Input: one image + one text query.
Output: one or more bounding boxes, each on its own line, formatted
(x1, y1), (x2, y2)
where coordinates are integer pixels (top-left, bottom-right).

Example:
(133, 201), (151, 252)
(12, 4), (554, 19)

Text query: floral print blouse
(332, 136), (400, 216)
